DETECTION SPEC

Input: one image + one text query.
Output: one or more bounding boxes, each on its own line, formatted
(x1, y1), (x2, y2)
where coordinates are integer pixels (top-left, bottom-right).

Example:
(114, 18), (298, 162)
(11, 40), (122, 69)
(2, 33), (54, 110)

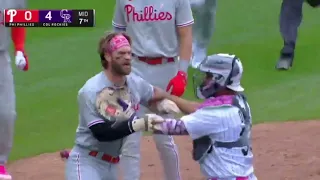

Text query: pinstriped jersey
(0, 0), (26, 51)
(182, 100), (254, 178)
(112, 0), (194, 57)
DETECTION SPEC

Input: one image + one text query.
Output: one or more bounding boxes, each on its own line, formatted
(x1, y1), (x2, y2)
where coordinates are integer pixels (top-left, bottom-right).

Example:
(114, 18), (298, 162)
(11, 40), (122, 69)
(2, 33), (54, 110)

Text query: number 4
(45, 11), (52, 20)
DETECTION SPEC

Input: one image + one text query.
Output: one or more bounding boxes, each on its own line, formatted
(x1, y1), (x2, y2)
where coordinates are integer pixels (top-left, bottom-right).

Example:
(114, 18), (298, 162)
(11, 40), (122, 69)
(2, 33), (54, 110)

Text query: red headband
(107, 35), (130, 53)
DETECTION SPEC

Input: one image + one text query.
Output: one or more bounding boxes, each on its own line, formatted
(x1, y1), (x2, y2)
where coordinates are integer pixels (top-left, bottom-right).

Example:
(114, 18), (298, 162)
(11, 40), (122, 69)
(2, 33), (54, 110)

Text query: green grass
(9, 1), (320, 161)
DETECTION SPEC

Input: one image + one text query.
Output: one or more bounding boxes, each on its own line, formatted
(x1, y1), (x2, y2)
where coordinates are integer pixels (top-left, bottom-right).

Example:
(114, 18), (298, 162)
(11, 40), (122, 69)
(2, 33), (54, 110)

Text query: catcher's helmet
(193, 53), (244, 99)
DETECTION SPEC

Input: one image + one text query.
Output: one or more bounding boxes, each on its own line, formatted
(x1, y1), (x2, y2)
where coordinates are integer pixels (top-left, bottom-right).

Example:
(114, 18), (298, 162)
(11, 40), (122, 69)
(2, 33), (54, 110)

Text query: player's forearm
(153, 119), (189, 135)
(89, 119), (134, 142)
(166, 94), (200, 114)
(11, 27), (26, 52)
(148, 86), (166, 105)
(177, 25), (192, 72)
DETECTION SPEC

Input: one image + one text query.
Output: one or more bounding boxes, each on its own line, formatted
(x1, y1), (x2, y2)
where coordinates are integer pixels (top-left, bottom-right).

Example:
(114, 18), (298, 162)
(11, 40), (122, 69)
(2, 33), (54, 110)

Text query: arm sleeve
(181, 107), (228, 140)
(11, 0), (27, 52)
(112, 0), (127, 28)
(89, 120), (134, 142)
(176, 0), (194, 27)
(134, 75), (154, 106)
(11, 28), (26, 52)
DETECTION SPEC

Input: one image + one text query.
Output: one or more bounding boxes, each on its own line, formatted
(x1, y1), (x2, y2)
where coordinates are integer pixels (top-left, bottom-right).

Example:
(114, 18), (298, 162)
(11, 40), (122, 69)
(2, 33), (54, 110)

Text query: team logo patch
(105, 105), (117, 116)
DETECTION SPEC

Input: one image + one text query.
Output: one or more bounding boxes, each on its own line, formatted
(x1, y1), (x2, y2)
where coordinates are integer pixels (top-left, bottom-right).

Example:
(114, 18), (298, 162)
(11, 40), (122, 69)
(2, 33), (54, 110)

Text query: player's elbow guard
(89, 120), (133, 142)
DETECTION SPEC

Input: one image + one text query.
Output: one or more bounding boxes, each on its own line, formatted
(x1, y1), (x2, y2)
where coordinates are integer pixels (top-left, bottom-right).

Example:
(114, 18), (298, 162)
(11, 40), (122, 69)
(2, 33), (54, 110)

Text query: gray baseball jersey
(0, 0), (26, 51)
(112, 0), (194, 57)
(75, 72), (154, 157)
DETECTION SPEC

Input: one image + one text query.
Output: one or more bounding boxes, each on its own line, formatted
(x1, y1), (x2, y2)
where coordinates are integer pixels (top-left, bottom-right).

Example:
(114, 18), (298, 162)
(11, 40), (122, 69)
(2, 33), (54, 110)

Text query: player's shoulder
(196, 106), (239, 118)
(127, 73), (150, 88)
(127, 73), (144, 82)
(79, 72), (109, 95)
(181, 106), (239, 124)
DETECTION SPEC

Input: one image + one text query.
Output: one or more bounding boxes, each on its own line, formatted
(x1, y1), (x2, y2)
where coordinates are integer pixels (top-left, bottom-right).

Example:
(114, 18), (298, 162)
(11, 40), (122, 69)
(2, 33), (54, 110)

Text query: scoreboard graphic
(3, 9), (95, 27)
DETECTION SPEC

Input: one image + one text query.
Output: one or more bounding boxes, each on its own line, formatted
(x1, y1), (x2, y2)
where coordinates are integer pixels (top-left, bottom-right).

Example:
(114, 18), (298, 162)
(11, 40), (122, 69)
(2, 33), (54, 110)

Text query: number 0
(24, 11), (32, 21)
(45, 11), (52, 20)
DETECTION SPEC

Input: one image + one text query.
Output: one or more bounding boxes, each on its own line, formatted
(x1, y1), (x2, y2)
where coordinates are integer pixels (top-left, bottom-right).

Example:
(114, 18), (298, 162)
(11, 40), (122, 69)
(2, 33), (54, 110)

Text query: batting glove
(156, 99), (181, 114)
(131, 114), (165, 132)
(15, 51), (29, 71)
(166, 71), (187, 97)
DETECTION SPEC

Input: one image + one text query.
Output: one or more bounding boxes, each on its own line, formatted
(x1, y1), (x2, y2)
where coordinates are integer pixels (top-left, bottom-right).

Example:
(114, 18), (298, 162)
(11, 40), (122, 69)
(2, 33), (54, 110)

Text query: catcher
(146, 54), (257, 180)
(61, 31), (180, 180)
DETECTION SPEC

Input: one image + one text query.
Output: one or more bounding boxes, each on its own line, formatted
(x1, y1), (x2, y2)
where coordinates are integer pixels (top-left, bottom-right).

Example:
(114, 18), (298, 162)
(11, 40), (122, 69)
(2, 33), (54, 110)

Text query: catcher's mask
(193, 53), (244, 99)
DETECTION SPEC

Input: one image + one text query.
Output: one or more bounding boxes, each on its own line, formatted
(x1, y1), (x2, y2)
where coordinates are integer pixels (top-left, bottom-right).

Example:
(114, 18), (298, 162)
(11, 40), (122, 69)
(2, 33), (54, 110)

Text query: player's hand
(15, 51), (29, 71)
(166, 71), (187, 97)
(151, 119), (186, 135)
(156, 99), (181, 114)
(131, 114), (165, 132)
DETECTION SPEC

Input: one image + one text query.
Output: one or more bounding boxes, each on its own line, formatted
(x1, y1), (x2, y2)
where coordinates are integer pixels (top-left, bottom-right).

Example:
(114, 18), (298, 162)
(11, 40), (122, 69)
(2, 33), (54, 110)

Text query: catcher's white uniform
(181, 96), (257, 180)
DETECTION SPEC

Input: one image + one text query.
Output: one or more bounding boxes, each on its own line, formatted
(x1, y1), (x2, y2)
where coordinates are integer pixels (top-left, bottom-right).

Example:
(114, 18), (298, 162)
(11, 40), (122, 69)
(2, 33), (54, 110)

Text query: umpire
(276, 0), (320, 70)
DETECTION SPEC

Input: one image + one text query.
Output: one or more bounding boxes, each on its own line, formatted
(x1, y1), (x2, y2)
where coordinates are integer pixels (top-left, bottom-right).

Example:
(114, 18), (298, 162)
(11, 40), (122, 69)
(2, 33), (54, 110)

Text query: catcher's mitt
(306, 0), (320, 7)
(95, 86), (135, 123)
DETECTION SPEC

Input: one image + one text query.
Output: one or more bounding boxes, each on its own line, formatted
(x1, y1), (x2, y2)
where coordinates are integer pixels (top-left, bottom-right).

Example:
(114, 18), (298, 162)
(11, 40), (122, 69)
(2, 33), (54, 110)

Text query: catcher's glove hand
(95, 86), (136, 124)
(306, 0), (320, 7)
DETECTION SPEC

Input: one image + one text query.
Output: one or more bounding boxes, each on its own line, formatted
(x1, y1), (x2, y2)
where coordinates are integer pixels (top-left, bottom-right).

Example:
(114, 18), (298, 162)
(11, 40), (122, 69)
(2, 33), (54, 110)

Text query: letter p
(6, 9), (17, 22)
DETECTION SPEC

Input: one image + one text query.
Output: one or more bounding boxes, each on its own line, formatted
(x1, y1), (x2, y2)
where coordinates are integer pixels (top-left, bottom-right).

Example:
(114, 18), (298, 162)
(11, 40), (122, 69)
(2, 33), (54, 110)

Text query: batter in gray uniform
(65, 32), (171, 180)
(0, 0), (28, 179)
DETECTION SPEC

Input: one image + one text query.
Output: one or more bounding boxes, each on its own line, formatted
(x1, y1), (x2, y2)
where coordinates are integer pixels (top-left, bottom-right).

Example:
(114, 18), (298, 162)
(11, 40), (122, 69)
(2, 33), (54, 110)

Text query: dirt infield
(8, 120), (320, 180)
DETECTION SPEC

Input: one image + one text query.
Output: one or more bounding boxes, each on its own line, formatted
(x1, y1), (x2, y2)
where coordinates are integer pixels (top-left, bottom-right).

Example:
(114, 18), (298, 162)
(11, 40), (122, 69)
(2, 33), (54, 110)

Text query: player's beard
(111, 59), (131, 76)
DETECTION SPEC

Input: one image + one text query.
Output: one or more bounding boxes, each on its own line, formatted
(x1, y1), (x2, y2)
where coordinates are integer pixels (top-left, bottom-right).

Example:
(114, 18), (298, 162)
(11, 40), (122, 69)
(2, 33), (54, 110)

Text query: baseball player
(276, 0), (320, 70)
(62, 31), (180, 180)
(149, 54), (257, 180)
(112, 0), (193, 179)
(190, 0), (217, 68)
(0, 0), (29, 180)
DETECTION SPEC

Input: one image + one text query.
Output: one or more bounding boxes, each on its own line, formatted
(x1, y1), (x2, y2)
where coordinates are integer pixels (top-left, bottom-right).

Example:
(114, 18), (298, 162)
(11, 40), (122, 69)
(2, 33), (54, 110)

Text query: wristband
(178, 59), (190, 73)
